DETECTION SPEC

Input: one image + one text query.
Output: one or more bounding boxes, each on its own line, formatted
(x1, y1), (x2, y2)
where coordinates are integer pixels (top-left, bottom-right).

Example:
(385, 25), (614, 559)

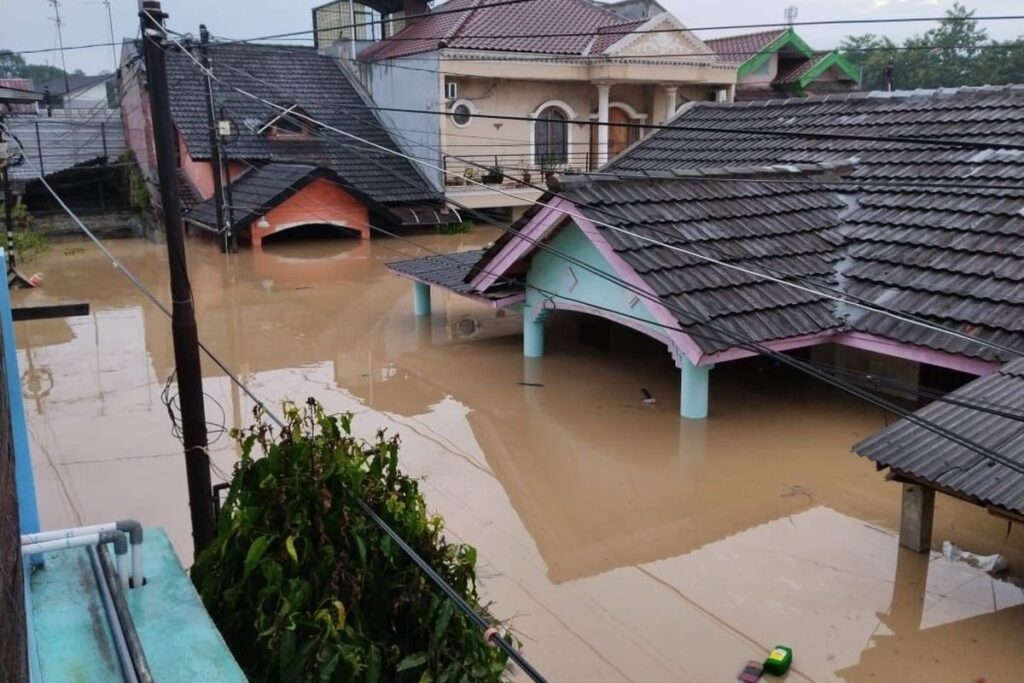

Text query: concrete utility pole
(139, 0), (215, 556)
(198, 25), (229, 253)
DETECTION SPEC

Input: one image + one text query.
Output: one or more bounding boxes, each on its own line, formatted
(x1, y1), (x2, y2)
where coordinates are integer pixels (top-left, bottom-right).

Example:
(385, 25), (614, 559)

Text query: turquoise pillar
(523, 313), (545, 358)
(413, 281), (431, 317)
(0, 250), (40, 533)
(680, 359), (711, 419)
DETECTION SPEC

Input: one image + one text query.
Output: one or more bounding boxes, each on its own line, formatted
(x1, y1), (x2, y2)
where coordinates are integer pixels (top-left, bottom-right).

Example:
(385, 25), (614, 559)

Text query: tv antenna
(785, 5), (798, 26)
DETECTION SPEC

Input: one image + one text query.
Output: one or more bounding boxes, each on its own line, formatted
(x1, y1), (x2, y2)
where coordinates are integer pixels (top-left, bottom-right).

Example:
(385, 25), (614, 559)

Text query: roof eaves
(737, 28), (814, 78)
(797, 50), (861, 88)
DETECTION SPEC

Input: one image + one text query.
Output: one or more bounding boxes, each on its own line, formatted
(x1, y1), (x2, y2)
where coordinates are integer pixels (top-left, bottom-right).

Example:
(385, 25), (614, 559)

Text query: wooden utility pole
(198, 25), (230, 254)
(139, 0), (215, 556)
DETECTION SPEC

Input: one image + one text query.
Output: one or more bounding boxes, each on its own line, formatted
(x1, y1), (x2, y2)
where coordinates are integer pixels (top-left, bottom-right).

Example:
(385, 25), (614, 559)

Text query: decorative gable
(604, 13), (713, 59)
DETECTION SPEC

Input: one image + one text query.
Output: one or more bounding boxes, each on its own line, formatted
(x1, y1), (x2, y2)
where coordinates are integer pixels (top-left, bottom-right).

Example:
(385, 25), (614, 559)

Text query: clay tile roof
(359, 0), (648, 60)
(143, 41), (440, 208)
(606, 85), (1024, 362)
(704, 29), (786, 62)
(855, 357), (1024, 515)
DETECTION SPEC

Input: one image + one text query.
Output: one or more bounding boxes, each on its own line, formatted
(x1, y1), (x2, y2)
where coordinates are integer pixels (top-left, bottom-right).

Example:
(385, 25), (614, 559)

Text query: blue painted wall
(0, 251), (40, 534)
(525, 223), (667, 343)
(355, 53), (444, 192)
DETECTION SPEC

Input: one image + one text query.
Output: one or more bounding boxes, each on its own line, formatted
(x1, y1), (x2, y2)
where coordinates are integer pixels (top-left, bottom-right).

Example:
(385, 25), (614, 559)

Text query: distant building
(704, 28), (860, 100)
(0, 78), (41, 114)
(40, 73), (113, 110)
(315, 0), (741, 211)
(119, 41), (448, 247)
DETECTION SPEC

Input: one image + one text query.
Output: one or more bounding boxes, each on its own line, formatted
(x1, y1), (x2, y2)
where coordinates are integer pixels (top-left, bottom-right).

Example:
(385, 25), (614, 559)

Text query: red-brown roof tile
(704, 29), (786, 62)
(359, 0), (647, 60)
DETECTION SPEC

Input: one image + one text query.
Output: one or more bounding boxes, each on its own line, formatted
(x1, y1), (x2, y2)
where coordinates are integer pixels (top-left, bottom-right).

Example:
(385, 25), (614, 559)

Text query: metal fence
(442, 152), (596, 187)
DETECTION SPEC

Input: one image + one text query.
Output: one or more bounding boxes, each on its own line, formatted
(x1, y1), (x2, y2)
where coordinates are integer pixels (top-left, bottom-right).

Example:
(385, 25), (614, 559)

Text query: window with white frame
(534, 106), (568, 166)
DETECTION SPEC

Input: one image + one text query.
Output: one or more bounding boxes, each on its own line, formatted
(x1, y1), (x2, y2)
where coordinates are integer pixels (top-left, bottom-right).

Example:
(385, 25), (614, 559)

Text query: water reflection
(12, 232), (1024, 682)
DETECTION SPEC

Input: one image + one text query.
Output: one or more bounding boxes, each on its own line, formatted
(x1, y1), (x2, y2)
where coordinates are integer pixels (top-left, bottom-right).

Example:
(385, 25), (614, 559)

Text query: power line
(9, 9), (1024, 58)
(218, 12), (1024, 47)
(157, 34), (1024, 479)
(187, 51), (1023, 362)
(203, 141), (1024, 433)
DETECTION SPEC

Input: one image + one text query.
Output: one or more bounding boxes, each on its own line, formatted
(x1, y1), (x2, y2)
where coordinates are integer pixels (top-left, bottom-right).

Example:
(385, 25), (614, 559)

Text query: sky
(1, 0), (1022, 75)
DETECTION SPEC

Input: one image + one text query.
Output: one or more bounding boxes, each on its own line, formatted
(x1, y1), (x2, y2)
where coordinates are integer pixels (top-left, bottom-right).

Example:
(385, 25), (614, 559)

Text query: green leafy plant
(0, 203), (49, 263)
(119, 150), (150, 212)
(192, 400), (510, 683)
(437, 220), (472, 235)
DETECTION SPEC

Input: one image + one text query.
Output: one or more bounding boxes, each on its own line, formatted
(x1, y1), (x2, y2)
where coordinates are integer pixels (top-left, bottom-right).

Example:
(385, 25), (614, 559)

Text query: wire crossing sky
(2, 0), (1023, 74)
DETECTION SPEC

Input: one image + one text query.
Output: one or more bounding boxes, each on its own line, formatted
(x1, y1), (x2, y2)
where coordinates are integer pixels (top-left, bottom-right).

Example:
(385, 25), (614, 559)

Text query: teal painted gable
(524, 223), (671, 348)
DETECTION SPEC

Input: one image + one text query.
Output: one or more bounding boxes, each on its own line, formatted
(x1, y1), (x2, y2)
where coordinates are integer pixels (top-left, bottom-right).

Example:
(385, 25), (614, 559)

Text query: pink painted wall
(176, 135), (247, 200)
(251, 177), (371, 247)
(119, 63), (157, 181)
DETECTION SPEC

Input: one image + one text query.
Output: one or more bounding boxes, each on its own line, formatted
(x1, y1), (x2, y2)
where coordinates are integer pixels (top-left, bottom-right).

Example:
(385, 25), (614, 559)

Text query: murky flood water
(14, 229), (1024, 682)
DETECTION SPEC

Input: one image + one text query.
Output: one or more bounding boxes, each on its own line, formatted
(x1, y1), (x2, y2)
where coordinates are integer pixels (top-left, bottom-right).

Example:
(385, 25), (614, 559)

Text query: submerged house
(704, 28), (860, 100)
(316, 0), (740, 210)
(388, 85), (1024, 418)
(120, 42), (447, 247)
(854, 357), (1024, 555)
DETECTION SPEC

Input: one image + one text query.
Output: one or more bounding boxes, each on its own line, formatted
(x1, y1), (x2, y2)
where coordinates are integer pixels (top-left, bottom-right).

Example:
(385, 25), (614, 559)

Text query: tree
(841, 4), (1024, 90)
(0, 50), (26, 79)
(191, 401), (511, 682)
(0, 48), (75, 87)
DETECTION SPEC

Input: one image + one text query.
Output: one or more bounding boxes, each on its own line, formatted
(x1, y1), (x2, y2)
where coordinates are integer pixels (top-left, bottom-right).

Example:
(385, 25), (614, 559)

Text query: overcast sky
(1, 0), (1022, 75)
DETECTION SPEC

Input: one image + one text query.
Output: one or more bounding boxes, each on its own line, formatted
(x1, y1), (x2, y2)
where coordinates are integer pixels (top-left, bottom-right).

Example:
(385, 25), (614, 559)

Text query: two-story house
(315, 0), (739, 212)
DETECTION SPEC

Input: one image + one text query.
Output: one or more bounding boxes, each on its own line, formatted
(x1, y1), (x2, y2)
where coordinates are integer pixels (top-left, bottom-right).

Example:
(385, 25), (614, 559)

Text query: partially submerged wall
(0, 291), (27, 682)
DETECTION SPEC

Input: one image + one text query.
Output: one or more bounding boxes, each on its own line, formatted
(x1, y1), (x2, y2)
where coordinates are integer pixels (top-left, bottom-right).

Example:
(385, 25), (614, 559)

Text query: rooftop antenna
(784, 5), (798, 27)
(47, 0), (72, 97)
(87, 0), (120, 72)
(47, 0), (79, 159)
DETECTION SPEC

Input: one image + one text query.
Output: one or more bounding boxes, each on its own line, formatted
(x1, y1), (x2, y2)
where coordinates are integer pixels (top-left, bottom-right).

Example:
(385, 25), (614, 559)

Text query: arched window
(534, 106), (568, 167)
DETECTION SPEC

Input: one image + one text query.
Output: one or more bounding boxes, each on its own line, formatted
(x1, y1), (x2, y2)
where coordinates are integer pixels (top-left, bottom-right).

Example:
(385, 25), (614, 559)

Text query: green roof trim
(736, 28), (815, 79)
(796, 50), (861, 88)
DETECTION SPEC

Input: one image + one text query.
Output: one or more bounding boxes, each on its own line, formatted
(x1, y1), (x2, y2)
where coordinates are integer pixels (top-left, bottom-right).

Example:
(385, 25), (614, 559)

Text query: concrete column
(524, 313), (545, 358)
(664, 86), (678, 120)
(899, 483), (935, 553)
(680, 359), (711, 419)
(412, 281), (431, 317)
(596, 83), (611, 168)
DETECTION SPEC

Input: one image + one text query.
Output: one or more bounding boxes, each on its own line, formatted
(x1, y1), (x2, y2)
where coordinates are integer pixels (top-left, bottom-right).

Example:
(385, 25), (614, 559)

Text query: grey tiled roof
(602, 86), (1024, 361)
(561, 174), (845, 354)
(144, 42), (439, 208)
(387, 249), (491, 296)
(854, 358), (1024, 515)
(185, 163), (323, 231)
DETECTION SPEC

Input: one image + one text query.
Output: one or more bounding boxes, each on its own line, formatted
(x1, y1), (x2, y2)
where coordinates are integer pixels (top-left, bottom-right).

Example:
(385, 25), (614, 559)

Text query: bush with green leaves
(192, 400), (510, 682)
(0, 203), (48, 263)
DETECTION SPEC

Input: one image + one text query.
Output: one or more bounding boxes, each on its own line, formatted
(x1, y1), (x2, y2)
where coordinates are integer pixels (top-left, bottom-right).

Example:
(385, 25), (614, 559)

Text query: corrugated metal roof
(854, 357), (1024, 515)
(5, 107), (125, 183)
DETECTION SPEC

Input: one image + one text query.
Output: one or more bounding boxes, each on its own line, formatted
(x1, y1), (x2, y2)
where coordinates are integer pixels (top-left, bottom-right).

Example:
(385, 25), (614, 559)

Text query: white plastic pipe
(21, 522), (117, 545)
(23, 530), (131, 590)
(22, 520), (145, 588)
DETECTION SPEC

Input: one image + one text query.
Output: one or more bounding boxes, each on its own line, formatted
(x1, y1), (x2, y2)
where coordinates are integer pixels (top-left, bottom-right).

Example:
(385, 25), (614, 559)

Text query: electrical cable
(154, 43), (1024, 481)
(217, 12), (1024, 47)
(178, 49), (1023, 362)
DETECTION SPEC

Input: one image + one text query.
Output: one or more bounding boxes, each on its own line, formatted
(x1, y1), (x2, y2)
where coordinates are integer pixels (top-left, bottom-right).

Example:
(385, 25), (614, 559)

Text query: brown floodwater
(13, 228), (1024, 682)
